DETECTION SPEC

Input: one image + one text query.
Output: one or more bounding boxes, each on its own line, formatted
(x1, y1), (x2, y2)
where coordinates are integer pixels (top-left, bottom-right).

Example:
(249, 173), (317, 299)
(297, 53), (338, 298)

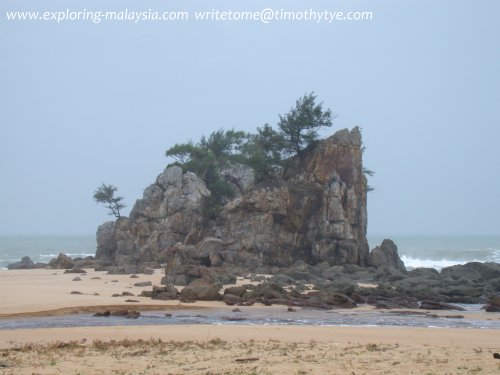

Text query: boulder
(282, 261), (314, 282)
(223, 294), (243, 305)
(151, 285), (179, 300)
(368, 239), (406, 273)
(64, 268), (87, 274)
(350, 292), (367, 304)
(48, 253), (74, 269)
(73, 256), (95, 269)
(315, 292), (357, 309)
(7, 256), (46, 270)
(94, 311), (111, 317)
(246, 282), (288, 300)
(224, 286), (247, 298)
(134, 281), (152, 287)
(370, 296), (419, 309)
(110, 309), (141, 318)
(441, 262), (500, 282)
(483, 295), (500, 312)
(179, 278), (221, 301)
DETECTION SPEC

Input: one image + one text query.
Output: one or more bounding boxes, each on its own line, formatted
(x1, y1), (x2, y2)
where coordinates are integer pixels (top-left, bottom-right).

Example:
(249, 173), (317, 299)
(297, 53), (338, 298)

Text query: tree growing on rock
(278, 92), (333, 156)
(165, 95), (335, 217)
(93, 183), (125, 218)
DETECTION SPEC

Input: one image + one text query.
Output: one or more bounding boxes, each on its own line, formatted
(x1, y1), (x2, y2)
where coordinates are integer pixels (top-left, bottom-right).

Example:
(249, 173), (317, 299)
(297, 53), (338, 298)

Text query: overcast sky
(1, 0), (499, 236)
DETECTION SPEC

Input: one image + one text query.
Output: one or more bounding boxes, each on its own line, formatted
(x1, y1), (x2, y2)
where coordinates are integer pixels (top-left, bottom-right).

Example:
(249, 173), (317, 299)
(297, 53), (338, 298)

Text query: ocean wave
(401, 255), (484, 271)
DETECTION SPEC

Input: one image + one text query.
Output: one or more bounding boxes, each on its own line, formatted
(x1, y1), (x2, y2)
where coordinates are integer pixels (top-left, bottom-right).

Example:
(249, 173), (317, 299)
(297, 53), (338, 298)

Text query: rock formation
(7, 256), (46, 270)
(95, 127), (370, 277)
(48, 253), (74, 269)
(367, 239), (406, 273)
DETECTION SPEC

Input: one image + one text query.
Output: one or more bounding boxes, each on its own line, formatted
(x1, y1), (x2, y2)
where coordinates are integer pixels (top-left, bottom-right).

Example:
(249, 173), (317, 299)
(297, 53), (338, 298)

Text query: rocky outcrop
(180, 278), (221, 301)
(95, 166), (209, 273)
(151, 285), (179, 300)
(95, 127), (370, 275)
(440, 262), (500, 282)
(7, 256), (46, 270)
(368, 239), (406, 273)
(483, 296), (500, 312)
(8, 254), (94, 271)
(48, 253), (74, 269)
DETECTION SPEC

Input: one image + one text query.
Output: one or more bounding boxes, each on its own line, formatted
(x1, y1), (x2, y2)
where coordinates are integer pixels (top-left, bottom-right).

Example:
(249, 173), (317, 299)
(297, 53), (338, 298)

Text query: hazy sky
(1, 0), (499, 236)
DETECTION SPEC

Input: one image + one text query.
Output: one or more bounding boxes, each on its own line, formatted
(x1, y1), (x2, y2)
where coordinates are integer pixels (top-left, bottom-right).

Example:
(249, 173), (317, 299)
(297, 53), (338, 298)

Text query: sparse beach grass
(1, 337), (499, 375)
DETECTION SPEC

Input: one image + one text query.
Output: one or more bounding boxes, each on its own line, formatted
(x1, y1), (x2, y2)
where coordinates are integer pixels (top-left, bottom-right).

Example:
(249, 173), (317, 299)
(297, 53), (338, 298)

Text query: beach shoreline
(1, 269), (500, 374)
(0, 268), (497, 321)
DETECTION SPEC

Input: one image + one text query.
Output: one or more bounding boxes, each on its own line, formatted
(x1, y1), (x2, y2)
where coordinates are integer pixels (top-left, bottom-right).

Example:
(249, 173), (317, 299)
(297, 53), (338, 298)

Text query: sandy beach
(1, 269), (499, 374)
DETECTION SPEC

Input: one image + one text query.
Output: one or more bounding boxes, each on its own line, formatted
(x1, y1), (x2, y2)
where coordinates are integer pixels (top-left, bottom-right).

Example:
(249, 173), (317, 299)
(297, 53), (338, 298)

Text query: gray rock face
(7, 256), (46, 270)
(368, 239), (406, 273)
(48, 253), (74, 269)
(7, 256), (34, 269)
(441, 262), (500, 282)
(95, 166), (209, 271)
(180, 278), (221, 301)
(151, 285), (179, 300)
(483, 295), (500, 312)
(219, 163), (255, 194)
(95, 127), (370, 274)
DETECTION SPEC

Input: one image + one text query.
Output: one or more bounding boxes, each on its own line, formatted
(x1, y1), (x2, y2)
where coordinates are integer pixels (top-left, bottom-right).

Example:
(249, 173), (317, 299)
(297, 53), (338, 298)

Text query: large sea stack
(95, 127), (369, 278)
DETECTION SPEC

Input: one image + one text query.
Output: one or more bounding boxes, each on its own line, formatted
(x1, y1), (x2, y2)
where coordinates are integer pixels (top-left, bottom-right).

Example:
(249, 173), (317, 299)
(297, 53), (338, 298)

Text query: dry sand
(1, 269), (499, 374)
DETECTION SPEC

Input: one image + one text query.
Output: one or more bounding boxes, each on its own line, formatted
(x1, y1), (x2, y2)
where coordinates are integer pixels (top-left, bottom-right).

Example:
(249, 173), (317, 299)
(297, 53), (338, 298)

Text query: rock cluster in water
(140, 255), (500, 310)
(7, 253), (95, 270)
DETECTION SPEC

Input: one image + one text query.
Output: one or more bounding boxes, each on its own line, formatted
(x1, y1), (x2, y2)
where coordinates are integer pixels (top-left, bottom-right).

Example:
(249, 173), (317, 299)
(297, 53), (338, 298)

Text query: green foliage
(165, 94), (339, 218)
(238, 124), (285, 180)
(278, 92), (332, 155)
(201, 194), (224, 221)
(93, 183), (125, 218)
(199, 129), (247, 161)
(363, 167), (375, 191)
(166, 129), (243, 217)
(165, 142), (215, 178)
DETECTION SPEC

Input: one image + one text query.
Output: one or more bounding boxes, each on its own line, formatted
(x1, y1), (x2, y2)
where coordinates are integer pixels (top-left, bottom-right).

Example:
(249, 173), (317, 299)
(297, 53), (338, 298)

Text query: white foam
(400, 255), (484, 271)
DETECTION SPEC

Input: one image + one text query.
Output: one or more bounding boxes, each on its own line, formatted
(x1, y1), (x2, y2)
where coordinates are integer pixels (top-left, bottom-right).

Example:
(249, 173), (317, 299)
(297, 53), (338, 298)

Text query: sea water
(368, 235), (500, 270)
(0, 235), (96, 269)
(1, 306), (499, 330)
(0, 235), (499, 271)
